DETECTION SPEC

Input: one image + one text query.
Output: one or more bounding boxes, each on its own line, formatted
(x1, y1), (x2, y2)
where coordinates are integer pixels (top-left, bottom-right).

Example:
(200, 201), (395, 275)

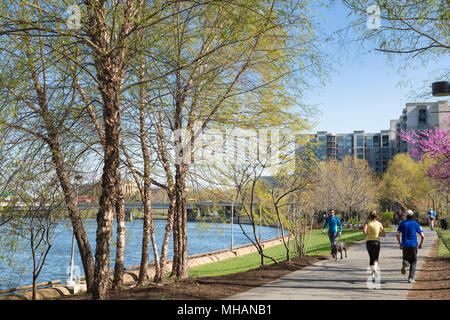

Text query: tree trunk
(154, 195), (175, 283)
(32, 62), (96, 292)
(274, 205), (289, 262)
(86, 0), (139, 297)
(92, 84), (122, 300)
(136, 63), (159, 285)
(47, 136), (95, 292)
(150, 112), (176, 284)
(138, 176), (152, 285)
(172, 165), (189, 279)
(32, 276), (37, 300)
(112, 171), (126, 289)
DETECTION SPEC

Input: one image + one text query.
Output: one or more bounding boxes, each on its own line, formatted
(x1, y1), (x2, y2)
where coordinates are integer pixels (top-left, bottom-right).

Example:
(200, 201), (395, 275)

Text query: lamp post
(231, 201), (234, 250)
(432, 82), (449, 229)
(432, 81), (450, 97)
(259, 201), (262, 242)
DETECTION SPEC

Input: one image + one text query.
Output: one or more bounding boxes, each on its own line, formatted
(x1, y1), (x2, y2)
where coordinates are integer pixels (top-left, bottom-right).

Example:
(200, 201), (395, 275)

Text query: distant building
(122, 179), (139, 198)
(151, 187), (169, 202)
(296, 100), (448, 173)
(392, 100), (449, 154)
(304, 127), (395, 173)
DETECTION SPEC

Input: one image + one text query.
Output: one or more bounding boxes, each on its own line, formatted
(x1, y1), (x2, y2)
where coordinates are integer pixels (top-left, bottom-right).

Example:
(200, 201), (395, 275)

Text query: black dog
(332, 241), (347, 260)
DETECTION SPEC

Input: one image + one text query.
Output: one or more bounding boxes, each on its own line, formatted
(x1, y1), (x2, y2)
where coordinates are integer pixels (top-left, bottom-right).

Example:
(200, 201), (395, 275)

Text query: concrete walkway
(227, 227), (437, 300)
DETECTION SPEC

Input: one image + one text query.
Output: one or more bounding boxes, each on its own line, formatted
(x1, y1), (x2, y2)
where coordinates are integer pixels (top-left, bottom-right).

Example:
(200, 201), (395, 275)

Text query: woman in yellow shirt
(363, 210), (385, 282)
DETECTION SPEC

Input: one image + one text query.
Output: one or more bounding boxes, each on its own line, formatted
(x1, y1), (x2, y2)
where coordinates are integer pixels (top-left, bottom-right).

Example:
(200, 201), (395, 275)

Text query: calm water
(0, 219), (279, 290)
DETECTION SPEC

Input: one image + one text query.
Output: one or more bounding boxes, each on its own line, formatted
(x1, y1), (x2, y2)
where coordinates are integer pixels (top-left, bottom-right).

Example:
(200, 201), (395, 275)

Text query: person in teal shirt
(427, 208), (436, 231)
(322, 209), (342, 256)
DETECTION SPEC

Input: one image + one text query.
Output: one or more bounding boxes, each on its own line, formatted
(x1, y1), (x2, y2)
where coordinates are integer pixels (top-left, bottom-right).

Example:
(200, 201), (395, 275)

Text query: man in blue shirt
(322, 209), (342, 257)
(427, 208), (436, 231)
(396, 210), (425, 283)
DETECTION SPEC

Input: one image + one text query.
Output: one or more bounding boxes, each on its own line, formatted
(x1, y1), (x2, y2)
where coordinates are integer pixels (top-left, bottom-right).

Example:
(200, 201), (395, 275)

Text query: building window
(373, 136), (380, 147)
(366, 136), (373, 147)
(382, 148), (390, 160)
(382, 135), (389, 147)
(419, 108), (426, 122)
(356, 135), (364, 147)
(337, 136), (344, 146)
(345, 136), (353, 147)
(357, 148), (364, 154)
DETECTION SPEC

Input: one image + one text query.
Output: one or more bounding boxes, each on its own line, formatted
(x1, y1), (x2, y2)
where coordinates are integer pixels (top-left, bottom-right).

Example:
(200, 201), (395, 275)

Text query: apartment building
(297, 100), (448, 173)
(314, 127), (395, 173)
(392, 100), (449, 154)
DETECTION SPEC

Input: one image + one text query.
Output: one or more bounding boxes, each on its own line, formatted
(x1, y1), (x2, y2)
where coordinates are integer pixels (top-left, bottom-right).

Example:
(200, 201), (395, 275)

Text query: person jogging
(396, 210), (425, 283)
(363, 210), (385, 283)
(322, 209), (342, 256)
(428, 208), (436, 231)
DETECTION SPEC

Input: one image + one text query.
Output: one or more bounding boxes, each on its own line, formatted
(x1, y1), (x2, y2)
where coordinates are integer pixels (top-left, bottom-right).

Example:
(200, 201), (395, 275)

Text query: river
(0, 219), (279, 290)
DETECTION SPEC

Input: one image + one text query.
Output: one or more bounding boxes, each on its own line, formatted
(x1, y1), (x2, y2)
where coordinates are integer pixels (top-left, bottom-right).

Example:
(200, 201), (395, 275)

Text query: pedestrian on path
(363, 210), (385, 282)
(322, 209), (342, 256)
(427, 208), (436, 231)
(396, 210), (425, 283)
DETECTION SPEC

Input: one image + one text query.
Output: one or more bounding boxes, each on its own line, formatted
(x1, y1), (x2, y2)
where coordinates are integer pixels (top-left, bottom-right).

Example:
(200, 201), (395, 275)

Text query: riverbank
(1, 228), (368, 300)
(0, 235), (290, 300)
(0, 219), (279, 293)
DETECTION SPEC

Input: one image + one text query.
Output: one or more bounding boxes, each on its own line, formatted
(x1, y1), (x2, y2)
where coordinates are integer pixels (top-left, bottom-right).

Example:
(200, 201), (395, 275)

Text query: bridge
(1, 201), (244, 221)
(124, 201), (241, 211)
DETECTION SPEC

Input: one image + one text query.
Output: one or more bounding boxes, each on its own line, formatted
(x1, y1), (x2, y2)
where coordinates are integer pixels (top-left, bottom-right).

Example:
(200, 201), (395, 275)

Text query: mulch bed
(407, 238), (450, 300)
(62, 255), (326, 300)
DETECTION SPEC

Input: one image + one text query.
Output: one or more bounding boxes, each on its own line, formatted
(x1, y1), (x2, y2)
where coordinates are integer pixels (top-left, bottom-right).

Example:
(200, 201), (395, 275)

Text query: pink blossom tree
(400, 114), (450, 193)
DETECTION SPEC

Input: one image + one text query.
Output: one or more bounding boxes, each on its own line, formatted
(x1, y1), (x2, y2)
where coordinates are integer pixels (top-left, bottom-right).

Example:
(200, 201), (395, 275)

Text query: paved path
(227, 227), (437, 300)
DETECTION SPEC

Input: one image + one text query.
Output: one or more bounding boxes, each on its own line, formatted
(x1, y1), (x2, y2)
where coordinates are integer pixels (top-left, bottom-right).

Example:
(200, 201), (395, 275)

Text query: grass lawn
(189, 228), (392, 277)
(437, 230), (450, 257)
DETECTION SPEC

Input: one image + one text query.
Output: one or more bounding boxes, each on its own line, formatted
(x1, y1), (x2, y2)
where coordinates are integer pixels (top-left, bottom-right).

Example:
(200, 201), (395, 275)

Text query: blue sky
(302, 2), (450, 134)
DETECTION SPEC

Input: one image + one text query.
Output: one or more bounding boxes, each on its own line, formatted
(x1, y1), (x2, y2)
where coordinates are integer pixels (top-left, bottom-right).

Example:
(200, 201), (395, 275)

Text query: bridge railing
(0, 280), (61, 296)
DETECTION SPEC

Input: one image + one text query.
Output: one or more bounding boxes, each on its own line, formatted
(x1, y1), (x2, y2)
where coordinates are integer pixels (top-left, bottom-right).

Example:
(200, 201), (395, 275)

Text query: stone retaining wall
(1, 235), (290, 300)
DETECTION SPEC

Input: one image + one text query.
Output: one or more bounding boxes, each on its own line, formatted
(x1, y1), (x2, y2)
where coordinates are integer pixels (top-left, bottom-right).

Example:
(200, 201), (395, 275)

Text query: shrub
(415, 212), (429, 226)
(380, 211), (394, 227)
